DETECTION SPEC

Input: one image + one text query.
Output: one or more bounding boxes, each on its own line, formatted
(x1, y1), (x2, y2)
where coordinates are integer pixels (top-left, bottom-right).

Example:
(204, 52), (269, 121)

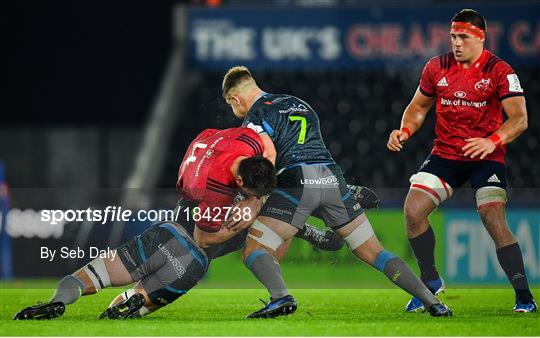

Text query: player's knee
(342, 217), (375, 251)
(476, 186), (506, 211)
(246, 219), (284, 252)
(409, 172), (453, 207)
(82, 257), (111, 292)
(403, 200), (425, 229)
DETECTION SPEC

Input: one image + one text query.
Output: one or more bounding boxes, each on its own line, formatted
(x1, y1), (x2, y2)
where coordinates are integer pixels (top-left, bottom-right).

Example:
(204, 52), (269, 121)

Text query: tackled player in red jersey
(176, 127), (346, 254)
(177, 127), (271, 239)
(387, 9), (536, 313)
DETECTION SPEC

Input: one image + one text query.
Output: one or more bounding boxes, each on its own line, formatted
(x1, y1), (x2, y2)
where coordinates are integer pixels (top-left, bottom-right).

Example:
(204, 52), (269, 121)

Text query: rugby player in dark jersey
(222, 66), (452, 318)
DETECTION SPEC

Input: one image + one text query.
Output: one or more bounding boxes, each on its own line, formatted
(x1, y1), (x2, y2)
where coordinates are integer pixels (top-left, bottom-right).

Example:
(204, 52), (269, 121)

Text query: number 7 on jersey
(289, 115), (306, 144)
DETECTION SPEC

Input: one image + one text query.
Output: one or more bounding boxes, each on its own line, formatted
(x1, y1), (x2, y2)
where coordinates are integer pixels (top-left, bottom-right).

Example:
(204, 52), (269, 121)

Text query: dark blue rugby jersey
(242, 93), (334, 171)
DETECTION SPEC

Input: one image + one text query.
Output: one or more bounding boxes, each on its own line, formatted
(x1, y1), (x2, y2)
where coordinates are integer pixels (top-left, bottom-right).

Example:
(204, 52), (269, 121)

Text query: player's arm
(193, 196), (262, 248)
(193, 223), (239, 248)
(462, 96), (528, 159)
(498, 96), (528, 143)
(260, 133), (277, 165)
(387, 88), (435, 151)
(244, 106), (277, 164)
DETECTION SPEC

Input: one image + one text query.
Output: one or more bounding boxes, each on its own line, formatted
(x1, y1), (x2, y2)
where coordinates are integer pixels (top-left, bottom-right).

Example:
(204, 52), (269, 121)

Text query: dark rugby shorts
(116, 221), (208, 306)
(418, 154), (507, 190)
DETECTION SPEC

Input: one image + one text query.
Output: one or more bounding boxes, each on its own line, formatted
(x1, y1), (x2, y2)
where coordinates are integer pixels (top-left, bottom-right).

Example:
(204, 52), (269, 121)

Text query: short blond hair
(222, 66), (255, 98)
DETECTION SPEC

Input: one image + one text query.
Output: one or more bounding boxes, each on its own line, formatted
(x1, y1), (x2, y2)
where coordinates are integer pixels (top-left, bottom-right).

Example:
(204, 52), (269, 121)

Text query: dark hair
(237, 155), (276, 198)
(452, 9), (487, 31)
(222, 66), (254, 98)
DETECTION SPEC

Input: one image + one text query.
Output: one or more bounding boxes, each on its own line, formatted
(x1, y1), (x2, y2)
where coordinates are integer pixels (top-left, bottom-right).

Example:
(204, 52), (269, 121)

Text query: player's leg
(318, 163), (451, 316)
(12, 254), (131, 320)
(100, 221), (209, 319)
(241, 216), (299, 318)
(331, 214), (450, 316)
(472, 162), (536, 312)
(402, 190), (444, 310)
(241, 166), (322, 318)
(242, 216), (298, 294)
(13, 222), (180, 320)
(402, 156), (466, 311)
(295, 185), (380, 251)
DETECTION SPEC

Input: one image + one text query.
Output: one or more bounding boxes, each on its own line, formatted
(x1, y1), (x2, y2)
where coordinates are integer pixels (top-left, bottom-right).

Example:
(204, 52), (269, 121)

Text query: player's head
(450, 9), (487, 63)
(235, 155), (276, 198)
(222, 66), (260, 119)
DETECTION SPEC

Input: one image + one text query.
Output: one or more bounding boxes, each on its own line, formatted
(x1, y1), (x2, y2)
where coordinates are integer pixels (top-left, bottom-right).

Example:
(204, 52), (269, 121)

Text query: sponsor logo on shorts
(267, 207), (292, 216)
(158, 243), (186, 278)
(487, 174), (501, 183)
(300, 175), (338, 185)
(352, 203), (362, 211)
(121, 247), (137, 268)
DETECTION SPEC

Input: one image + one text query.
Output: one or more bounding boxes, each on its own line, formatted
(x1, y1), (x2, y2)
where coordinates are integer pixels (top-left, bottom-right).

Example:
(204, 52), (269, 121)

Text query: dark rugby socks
(374, 250), (438, 307)
(408, 226), (439, 282)
(496, 242), (534, 302)
(245, 248), (289, 299)
(50, 275), (84, 305)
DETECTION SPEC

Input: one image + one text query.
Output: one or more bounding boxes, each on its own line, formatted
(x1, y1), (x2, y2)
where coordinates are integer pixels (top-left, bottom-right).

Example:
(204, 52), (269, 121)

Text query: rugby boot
(99, 292), (145, 319)
(405, 277), (445, 312)
(347, 185), (381, 209)
(296, 224), (344, 251)
(13, 301), (65, 320)
(513, 299), (537, 313)
(246, 295), (297, 319)
(426, 303), (453, 317)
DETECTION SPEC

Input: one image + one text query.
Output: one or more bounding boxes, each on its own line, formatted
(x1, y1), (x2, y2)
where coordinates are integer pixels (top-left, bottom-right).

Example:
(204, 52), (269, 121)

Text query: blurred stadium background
(1, 0), (539, 290)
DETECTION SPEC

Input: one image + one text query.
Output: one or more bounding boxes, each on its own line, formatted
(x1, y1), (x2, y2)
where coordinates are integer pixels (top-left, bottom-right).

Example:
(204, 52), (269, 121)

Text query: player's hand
(223, 196), (262, 231)
(462, 137), (497, 159)
(387, 129), (409, 152)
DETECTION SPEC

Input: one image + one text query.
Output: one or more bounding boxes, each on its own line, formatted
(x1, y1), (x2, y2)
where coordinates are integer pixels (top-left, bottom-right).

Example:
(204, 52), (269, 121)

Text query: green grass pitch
(1, 281), (538, 336)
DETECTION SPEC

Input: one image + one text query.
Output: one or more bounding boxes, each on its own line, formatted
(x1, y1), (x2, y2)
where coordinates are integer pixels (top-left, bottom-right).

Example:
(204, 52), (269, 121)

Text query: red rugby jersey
(419, 49), (524, 163)
(177, 127), (264, 232)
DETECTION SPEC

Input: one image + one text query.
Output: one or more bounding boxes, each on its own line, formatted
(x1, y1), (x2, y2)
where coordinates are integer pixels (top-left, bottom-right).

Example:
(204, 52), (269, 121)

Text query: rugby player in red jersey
(387, 9), (536, 313)
(13, 127), (277, 320)
(176, 127), (354, 256)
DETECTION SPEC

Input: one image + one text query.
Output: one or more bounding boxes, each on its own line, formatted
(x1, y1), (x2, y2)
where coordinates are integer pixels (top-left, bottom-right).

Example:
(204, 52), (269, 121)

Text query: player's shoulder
(481, 50), (513, 75)
(232, 127), (263, 143)
(424, 52), (454, 71)
(194, 128), (220, 141)
(219, 127), (264, 156)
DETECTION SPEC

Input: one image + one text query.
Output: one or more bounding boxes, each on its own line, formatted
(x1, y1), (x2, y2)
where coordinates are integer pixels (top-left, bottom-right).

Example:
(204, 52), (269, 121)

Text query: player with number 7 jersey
(222, 66), (451, 318)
